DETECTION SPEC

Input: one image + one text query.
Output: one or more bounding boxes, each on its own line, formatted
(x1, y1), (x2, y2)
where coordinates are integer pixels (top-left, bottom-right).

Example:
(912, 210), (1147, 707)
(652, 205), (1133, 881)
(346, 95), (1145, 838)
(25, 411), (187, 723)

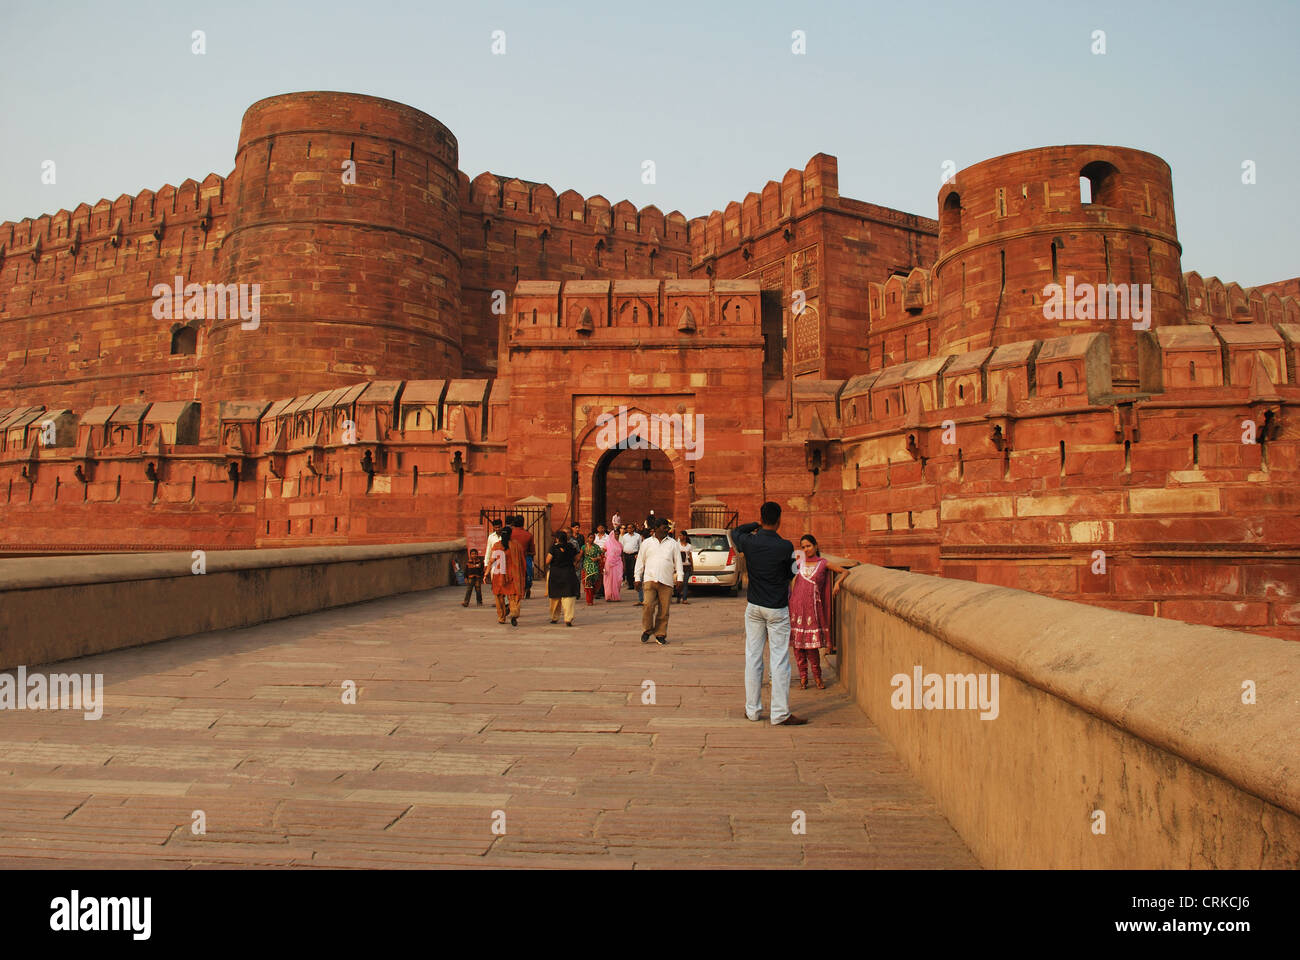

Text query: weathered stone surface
(0, 586), (976, 869)
(838, 564), (1300, 868)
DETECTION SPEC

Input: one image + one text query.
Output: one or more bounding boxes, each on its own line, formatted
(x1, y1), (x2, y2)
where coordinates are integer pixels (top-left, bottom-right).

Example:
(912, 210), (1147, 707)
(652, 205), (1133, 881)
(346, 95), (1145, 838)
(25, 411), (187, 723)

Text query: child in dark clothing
(462, 549), (485, 606)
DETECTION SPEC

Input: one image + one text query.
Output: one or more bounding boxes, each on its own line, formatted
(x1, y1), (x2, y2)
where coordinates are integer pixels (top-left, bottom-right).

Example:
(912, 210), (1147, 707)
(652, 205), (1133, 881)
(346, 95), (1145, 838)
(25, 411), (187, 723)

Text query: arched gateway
(592, 444), (674, 529)
(574, 406), (692, 531)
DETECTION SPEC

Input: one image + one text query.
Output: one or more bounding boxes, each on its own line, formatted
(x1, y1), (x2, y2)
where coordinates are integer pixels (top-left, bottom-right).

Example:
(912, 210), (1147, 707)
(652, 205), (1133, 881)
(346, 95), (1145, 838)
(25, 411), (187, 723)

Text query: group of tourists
(551, 515), (690, 644)
(463, 513), (688, 631)
(458, 502), (845, 726)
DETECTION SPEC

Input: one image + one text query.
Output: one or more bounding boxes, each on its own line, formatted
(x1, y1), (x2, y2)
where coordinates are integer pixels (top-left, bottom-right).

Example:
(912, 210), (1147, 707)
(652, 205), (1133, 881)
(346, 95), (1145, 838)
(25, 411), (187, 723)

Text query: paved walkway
(0, 585), (976, 868)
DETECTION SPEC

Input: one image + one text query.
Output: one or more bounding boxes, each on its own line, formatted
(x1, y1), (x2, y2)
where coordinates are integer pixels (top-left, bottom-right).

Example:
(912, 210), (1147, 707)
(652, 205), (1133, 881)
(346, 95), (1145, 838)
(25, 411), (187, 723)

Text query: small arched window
(1080, 161), (1120, 207)
(170, 324), (197, 356)
(940, 192), (962, 244)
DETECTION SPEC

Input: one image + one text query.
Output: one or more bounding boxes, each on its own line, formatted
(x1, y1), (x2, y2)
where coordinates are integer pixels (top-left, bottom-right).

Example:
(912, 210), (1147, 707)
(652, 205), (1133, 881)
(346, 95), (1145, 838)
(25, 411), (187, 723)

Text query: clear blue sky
(1, 0), (1295, 285)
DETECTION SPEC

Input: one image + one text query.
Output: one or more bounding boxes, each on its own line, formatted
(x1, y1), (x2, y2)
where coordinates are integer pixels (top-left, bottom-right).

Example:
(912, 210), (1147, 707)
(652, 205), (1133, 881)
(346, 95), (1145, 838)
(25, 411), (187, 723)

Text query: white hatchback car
(684, 527), (745, 595)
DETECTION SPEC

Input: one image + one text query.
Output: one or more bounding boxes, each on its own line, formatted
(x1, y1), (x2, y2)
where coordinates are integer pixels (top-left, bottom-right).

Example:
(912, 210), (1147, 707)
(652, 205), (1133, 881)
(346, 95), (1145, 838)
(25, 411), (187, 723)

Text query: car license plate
(691, 575), (718, 584)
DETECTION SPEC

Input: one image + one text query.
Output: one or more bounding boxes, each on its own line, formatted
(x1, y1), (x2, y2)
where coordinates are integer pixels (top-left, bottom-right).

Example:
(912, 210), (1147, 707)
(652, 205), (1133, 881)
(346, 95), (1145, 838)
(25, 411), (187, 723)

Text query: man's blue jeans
(744, 602), (791, 724)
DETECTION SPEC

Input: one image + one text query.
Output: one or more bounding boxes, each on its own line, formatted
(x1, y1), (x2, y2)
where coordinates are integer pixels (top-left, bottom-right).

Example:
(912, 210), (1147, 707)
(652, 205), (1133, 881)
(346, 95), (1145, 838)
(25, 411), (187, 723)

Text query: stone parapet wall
(0, 540), (462, 669)
(836, 564), (1300, 868)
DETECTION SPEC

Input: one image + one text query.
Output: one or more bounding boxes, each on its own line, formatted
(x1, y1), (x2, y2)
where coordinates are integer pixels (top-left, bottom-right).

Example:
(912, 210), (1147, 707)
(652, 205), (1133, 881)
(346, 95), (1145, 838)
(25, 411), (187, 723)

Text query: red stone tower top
(205, 92), (464, 401)
(933, 145), (1186, 388)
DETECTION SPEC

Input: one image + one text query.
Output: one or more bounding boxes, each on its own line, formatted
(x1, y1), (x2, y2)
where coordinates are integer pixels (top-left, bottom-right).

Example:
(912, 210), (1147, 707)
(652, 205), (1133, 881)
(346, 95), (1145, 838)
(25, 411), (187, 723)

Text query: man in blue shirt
(729, 501), (808, 726)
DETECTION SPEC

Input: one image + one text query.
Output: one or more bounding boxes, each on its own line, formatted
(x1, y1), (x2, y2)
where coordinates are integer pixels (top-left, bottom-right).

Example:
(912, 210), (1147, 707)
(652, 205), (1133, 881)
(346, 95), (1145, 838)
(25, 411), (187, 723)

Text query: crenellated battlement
(1183, 271), (1300, 327)
(508, 277), (761, 343)
(461, 171), (691, 248)
(687, 154), (842, 261)
(0, 173), (231, 256)
(867, 267), (935, 329)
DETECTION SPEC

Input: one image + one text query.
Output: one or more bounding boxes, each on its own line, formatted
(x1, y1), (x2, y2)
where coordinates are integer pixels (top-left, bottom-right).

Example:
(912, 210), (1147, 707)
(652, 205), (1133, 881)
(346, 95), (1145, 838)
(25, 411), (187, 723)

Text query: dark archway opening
(940, 191), (962, 245)
(171, 324), (198, 355)
(761, 290), (785, 379)
(1080, 161), (1120, 207)
(593, 442), (674, 530)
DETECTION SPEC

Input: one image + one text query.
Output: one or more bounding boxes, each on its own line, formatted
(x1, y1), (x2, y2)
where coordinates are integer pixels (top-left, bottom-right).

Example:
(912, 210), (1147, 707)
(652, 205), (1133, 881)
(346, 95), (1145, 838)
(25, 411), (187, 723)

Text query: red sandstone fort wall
(2, 91), (1298, 640)
(461, 173), (693, 379)
(0, 177), (231, 413)
(765, 324), (1300, 638)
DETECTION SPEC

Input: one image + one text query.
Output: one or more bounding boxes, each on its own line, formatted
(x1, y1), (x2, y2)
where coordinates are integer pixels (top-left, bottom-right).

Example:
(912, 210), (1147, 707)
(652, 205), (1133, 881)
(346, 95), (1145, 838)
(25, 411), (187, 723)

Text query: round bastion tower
(205, 92), (463, 401)
(933, 146), (1186, 389)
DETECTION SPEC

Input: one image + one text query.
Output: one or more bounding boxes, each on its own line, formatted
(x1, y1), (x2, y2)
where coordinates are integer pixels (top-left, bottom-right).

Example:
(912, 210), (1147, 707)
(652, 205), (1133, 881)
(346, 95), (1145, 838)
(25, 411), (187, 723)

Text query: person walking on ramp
(580, 531), (604, 605)
(544, 529), (581, 626)
(730, 502), (807, 725)
(634, 518), (683, 645)
(602, 526), (623, 602)
(489, 524), (527, 626)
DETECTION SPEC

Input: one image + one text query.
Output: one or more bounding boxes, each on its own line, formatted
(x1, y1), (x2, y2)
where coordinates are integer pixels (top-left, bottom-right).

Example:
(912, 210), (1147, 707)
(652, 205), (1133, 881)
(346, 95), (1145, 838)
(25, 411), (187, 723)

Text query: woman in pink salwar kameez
(788, 534), (846, 689)
(602, 529), (623, 601)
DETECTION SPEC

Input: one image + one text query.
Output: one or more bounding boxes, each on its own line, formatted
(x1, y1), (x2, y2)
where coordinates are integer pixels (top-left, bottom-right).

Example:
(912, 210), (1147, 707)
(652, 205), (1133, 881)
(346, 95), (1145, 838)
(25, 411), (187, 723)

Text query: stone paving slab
(0, 586), (977, 868)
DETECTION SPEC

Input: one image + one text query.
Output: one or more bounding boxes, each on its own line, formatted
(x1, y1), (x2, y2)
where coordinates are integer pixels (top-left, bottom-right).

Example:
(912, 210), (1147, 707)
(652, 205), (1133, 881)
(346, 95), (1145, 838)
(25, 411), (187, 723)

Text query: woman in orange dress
(489, 525), (528, 626)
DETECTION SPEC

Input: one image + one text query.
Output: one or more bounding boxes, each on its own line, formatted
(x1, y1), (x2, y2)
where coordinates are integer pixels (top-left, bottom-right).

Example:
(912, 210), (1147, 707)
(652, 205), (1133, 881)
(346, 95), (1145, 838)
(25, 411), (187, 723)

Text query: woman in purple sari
(788, 534), (846, 689)
(602, 528), (623, 601)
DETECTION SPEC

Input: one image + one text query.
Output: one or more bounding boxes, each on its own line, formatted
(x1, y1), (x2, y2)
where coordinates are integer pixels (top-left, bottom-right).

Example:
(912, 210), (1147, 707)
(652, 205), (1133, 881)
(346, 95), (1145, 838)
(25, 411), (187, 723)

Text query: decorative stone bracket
(305, 420), (330, 476)
(73, 434), (95, 483)
(986, 389), (1016, 452)
(804, 413), (832, 474)
(1112, 401), (1140, 444)
(142, 433), (165, 483)
(222, 421), (256, 478)
(1248, 355), (1284, 442)
(19, 441), (39, 482)
(450, 446), (467, 479)
(903, 396), (933, 461)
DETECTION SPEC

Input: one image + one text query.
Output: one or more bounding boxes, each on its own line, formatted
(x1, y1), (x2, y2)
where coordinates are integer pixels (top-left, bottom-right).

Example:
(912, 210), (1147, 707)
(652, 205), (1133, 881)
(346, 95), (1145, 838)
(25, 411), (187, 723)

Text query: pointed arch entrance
(574, 405), (690, 533)
(592, 444), (674, 529)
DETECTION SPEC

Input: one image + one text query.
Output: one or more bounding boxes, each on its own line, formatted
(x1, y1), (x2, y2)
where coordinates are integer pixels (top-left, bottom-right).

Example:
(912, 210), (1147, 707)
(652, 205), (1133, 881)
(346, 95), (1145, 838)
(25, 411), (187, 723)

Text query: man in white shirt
(619, 525), (644, 602)
(484, 518), (503, 574)
(634, 519), (683, 645)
